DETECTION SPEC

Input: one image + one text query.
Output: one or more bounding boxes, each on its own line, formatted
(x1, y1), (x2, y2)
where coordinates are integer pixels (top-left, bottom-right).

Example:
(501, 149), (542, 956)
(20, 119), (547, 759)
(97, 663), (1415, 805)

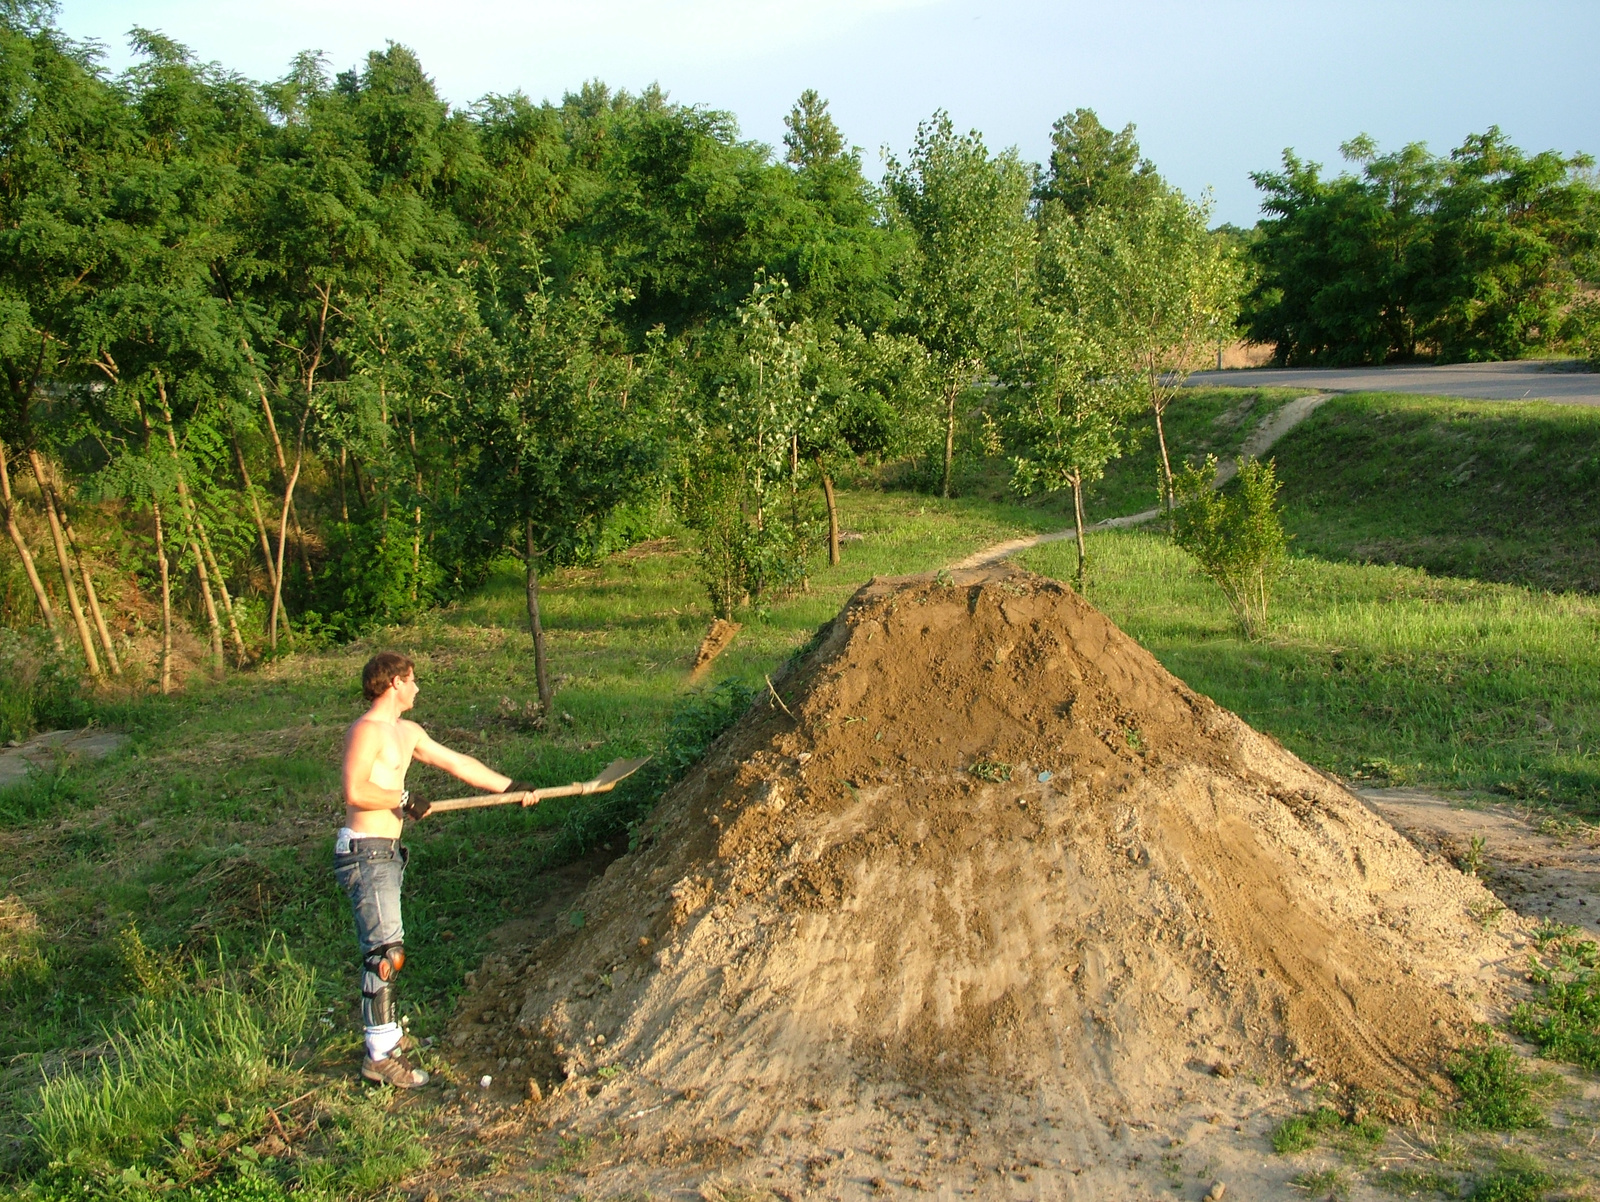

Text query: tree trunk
(36, 456), (120, 673)
(152, 499), (172, 695)
(941, 380), (958, 499)
(153, 393), (222, 675)
(0, 438), (64, 653)
(159, 399), (243, 665)
(255, 376), (313, 582)
(233, 432), (288, 646)
(1152, 399), (1175, 513)
(524, 518), (553, 715)
(816, 457), (840, 566)
(1071, 469), (1088, 590)
(28, 449), (100, 677)
(268, 435), (303, 654)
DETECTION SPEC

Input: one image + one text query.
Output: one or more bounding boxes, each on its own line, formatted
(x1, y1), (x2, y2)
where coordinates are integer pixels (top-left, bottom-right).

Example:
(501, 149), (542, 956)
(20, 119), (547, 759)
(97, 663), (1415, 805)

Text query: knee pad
(361, 943), (404, 1027)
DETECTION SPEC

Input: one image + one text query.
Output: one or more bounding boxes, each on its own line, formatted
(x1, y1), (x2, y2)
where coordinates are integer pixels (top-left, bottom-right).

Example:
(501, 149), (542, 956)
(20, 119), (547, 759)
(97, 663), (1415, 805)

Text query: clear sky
(53, 0), (1600, 228)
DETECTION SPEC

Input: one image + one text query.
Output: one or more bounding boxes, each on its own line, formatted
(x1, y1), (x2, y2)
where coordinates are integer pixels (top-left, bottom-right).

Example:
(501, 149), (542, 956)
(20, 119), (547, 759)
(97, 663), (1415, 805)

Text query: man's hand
(505, 780), (536, 796)
(402, 790), (431, 821)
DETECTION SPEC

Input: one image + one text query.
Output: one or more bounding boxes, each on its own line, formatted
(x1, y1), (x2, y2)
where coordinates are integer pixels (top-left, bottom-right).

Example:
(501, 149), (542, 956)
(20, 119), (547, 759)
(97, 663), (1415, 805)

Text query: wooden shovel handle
(428, 779), (605, 813)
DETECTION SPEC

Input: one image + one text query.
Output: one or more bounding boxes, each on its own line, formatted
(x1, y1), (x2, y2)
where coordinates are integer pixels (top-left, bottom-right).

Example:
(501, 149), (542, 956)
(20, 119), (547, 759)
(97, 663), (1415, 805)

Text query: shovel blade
(593, 755), (651, 789)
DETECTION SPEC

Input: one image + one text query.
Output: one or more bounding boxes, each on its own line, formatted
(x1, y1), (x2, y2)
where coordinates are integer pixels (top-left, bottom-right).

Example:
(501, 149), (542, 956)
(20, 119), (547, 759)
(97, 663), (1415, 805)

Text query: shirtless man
(336, 651), (531, 1087)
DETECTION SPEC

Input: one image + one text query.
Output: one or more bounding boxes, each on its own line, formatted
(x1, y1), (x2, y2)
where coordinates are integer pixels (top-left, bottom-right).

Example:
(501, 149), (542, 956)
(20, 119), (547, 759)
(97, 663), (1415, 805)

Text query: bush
(546, 677), (757, 864)
(1170, 455), (1288, 639)
(1447, 1042), (1544, 1130)
(310, 516), (442, 642)
(0, 627), (91, 744)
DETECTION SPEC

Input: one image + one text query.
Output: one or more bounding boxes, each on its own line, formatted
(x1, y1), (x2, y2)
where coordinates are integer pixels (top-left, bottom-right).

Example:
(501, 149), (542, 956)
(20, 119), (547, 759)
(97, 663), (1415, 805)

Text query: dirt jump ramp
(450, 567), (1522, 1195)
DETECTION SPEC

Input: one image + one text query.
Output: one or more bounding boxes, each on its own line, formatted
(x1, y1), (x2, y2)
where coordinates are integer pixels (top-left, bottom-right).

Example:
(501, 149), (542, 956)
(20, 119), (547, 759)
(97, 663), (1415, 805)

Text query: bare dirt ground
(409, 569), (1586, 1201)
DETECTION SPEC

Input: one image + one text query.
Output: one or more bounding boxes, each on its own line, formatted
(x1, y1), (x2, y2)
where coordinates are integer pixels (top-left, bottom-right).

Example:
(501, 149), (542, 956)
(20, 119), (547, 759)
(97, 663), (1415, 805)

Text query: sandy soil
(420, 569), (1540, 1200)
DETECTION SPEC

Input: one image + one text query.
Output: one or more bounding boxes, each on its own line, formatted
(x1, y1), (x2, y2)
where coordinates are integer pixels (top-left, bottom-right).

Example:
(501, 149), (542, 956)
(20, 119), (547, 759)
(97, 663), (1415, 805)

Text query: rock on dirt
(448, 566), (1527, 1197)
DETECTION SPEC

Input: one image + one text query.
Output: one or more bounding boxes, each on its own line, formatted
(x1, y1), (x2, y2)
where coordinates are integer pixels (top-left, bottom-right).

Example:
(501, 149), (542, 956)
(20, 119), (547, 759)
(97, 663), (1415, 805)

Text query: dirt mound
(448, 567), (1522, 1192)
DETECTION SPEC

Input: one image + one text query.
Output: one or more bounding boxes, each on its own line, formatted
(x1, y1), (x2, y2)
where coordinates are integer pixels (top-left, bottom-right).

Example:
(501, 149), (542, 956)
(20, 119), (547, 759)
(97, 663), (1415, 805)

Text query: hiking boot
(362, 1052), (429, 1088)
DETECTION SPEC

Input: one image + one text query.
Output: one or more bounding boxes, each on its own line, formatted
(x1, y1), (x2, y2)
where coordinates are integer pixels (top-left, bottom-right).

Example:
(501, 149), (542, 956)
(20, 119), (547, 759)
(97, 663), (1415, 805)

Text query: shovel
(429, 756), (652, 813)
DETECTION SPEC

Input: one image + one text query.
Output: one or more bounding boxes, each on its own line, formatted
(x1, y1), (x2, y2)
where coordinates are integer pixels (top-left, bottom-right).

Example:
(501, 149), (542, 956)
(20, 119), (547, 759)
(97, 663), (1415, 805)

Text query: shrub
(1170, 455), (1288, 639)
(0, 627), (91, 744)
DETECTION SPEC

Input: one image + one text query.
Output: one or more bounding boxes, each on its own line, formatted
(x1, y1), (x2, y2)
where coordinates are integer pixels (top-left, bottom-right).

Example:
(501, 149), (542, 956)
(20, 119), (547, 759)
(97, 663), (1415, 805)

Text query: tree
(1036, 108), (1162, 224)
(1055, 191), (1243, 509)
(996, 306), (1140, 588)
(1247, 130), (1599, 364)
(465, 275), (658, 711)
(885, 112), (1034, 497)
(1170, 456), (1288, 640)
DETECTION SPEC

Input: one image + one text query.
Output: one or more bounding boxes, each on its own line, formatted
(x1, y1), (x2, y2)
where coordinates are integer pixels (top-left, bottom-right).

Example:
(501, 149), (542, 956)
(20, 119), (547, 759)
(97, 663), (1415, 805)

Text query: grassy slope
(1021, 530), (1600, 814)
(1272, 392), (1600, 593)
(951, 386), (1311, 523)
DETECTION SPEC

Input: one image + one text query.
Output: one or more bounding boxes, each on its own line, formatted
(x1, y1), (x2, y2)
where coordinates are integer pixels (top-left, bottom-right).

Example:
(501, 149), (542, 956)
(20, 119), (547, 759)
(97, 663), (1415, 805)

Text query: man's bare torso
(343, 716), (422, 837)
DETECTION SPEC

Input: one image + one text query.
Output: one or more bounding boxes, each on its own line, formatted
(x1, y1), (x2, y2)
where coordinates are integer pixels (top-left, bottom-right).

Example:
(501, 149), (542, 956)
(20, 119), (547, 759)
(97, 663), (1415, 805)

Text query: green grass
(1446, 1044), (1546, 1131)
(1273, 393), (1600, 594)
(1508, 927), (1600, 1069)
(1020, 530), (1600, 815)
(1271, 1107), (1385, 1157)
(951, 386), (1310, 523)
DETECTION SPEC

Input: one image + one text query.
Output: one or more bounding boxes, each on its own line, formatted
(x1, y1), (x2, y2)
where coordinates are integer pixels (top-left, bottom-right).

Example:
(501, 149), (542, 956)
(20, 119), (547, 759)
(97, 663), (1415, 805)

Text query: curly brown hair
(362, 651), (415, 702)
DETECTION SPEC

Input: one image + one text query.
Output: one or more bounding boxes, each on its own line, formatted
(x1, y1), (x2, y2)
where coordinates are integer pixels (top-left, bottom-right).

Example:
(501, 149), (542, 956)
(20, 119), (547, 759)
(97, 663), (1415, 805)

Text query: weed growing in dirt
(1468, 1165), (1556, 1202)
(1372, 1166), (1463, 1196)
(1446, 1044), (1545, 1130)
(1508, 930), (1600, 1069)
(1273, 1108), (1349, 1154)
(1291, 1167), (1350, 1198)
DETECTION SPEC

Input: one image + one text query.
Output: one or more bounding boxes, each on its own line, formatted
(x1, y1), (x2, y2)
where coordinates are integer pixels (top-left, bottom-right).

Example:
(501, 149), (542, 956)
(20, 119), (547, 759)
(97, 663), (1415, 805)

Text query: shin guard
(361, 943), (405, 1028)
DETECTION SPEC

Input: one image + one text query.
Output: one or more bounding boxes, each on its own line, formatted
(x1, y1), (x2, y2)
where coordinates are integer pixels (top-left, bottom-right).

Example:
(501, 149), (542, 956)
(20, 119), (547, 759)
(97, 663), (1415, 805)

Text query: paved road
(1185, 359), (1600, 405)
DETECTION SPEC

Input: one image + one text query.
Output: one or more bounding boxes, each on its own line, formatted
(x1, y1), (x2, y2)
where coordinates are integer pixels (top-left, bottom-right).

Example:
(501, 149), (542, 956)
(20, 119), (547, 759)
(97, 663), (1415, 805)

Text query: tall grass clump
(24, 940), (316, 1179)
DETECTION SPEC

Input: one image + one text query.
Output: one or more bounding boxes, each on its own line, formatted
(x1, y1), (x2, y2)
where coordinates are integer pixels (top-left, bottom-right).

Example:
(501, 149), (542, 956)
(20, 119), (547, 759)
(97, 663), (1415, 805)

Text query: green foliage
(311, 514), (442, 640)
(1508, 930), (1600, 1069)
(1170, 456), (1288, 638)
(1446, 1043), (1545, 1131)
(1035, 108), (1163, 224)
(1468, 1167), (1555, 1202)
(556, 676), (757, 863)
(0, 627), (92, 743)
(1248, 130), (1599, 365)
(1272, 1106), (1347, 1153)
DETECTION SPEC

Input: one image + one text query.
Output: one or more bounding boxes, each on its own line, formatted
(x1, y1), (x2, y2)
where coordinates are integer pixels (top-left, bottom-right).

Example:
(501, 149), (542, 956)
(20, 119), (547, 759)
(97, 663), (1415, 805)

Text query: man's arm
(409, 724), (513, 792)
(343, 721), (406, 811)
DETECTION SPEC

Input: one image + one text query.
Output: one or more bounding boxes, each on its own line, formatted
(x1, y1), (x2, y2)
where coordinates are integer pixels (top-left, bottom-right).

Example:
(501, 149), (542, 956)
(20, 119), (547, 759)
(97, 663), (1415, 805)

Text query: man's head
(362, 651), (417, 709)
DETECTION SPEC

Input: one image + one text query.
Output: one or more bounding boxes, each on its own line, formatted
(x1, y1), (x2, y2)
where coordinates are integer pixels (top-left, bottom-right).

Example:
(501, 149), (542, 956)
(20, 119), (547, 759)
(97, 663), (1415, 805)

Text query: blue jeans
(334, 838), (408, 1032)
(334, 838), (407, 953)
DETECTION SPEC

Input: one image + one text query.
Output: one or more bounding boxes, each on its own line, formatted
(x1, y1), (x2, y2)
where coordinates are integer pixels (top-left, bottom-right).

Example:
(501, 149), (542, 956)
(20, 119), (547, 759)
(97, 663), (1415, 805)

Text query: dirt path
(950, 393), (1328, 571)
(1358, 787), (1600, 942)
